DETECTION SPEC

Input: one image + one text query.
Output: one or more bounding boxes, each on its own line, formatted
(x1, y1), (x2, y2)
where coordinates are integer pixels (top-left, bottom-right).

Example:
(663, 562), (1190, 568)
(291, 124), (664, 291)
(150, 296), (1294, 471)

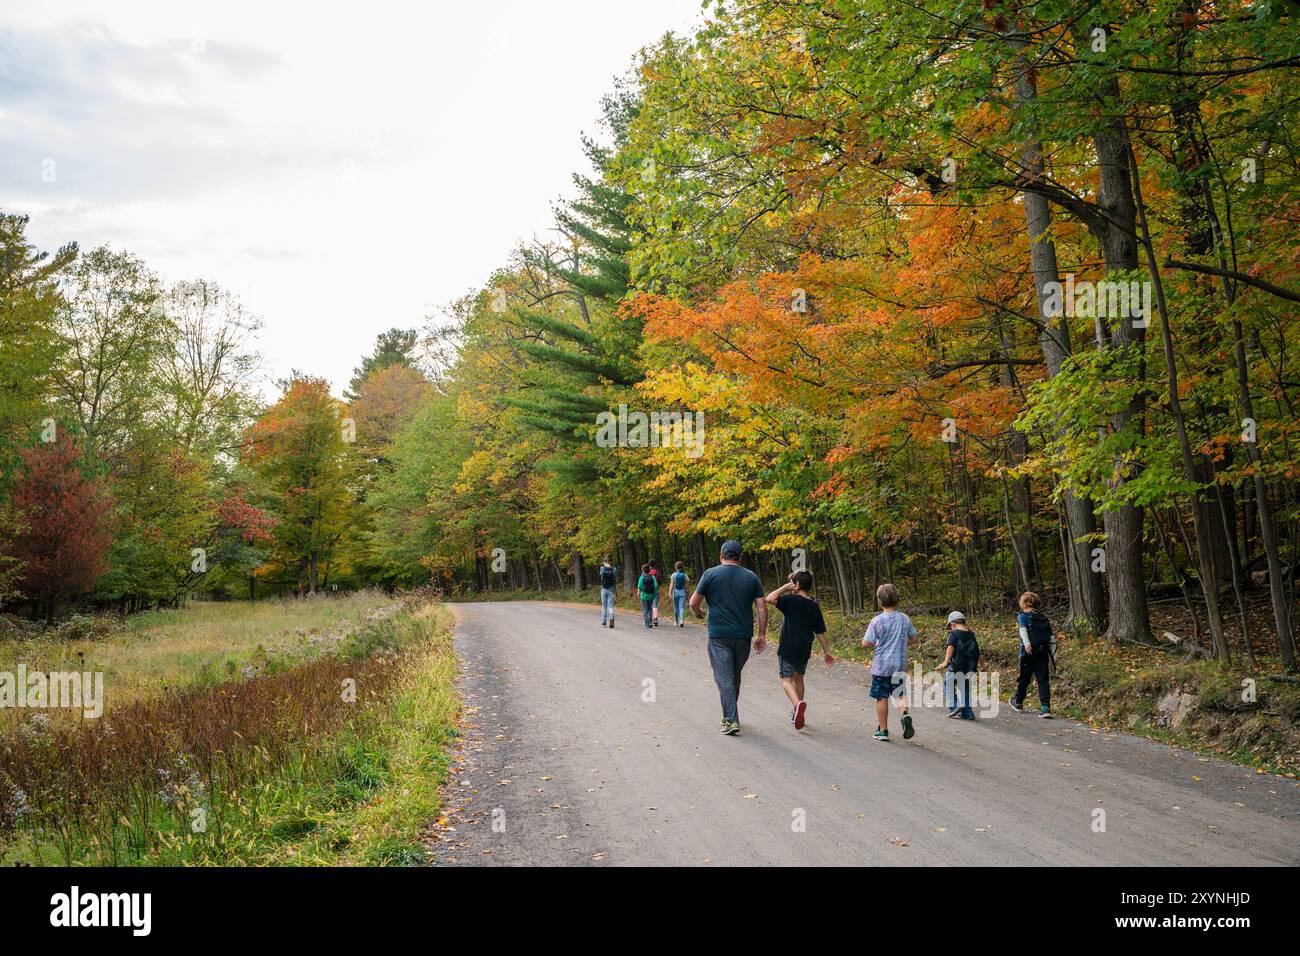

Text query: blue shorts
(870, 674), (904, 701)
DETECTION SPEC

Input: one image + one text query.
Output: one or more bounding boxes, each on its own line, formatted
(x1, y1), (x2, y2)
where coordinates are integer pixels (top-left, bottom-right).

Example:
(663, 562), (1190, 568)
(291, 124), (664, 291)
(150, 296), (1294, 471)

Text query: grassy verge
(0, 590), (400, 711)
(0, 599), (460, 865)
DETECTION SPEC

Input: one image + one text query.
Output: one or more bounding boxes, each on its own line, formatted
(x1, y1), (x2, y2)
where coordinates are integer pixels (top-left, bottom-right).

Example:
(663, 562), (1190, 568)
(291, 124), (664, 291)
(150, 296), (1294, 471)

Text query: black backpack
(952, 630), (980, 672)
(1024, 612), (1054, 654)
(599, 566), (618, 588)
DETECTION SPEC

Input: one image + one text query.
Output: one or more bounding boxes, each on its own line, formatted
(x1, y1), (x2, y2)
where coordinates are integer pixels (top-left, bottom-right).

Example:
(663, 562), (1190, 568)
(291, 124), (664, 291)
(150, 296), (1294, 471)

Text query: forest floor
(448, 587), (1300, 778)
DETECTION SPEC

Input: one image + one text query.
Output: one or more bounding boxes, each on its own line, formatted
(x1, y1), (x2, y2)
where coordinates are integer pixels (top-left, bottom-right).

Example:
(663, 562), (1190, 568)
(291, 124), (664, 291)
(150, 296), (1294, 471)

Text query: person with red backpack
(647, 559), (662, 627)
(637, 564), (659, 629)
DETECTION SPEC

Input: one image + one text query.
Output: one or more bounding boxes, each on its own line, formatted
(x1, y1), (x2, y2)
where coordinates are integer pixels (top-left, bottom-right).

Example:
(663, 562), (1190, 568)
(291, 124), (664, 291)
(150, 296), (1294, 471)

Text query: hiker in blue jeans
(598, 557), (618, 628)
(689, 540), (767, 735)
(670, 561), (690, 627)
(637, 564), (658, 629)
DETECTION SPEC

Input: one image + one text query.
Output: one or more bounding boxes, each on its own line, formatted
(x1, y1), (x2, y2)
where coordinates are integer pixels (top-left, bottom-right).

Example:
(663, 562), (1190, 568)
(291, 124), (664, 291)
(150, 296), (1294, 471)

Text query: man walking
(598, 557), (618, 628)
(689, 539), (767, 735)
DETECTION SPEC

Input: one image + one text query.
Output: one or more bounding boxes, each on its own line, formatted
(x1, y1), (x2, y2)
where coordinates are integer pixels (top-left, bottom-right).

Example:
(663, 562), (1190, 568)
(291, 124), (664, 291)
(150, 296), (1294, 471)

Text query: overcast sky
(0, 0), (704, 395)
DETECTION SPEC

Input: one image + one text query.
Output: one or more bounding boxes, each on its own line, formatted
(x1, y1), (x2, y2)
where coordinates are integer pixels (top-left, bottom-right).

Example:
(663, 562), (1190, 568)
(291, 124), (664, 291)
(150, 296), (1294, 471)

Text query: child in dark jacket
(1011, 591), (1055, 718)
(938, 610), (980, 719)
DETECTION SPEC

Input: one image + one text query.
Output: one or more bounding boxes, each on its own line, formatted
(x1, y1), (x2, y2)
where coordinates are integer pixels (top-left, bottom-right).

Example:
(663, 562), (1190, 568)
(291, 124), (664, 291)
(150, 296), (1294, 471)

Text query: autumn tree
(9, 433), (114, 619)
(244, 376), (356, 593)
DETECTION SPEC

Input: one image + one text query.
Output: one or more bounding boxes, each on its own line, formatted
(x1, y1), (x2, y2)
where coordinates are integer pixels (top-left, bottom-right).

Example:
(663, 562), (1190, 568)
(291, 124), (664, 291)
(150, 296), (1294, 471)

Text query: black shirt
(775, 593), (827, 665)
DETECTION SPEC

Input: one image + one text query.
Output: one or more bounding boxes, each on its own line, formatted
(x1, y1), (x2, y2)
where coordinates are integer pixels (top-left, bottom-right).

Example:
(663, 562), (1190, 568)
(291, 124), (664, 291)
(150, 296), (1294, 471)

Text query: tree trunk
(1131, 149), (1228, 660)
(621, 529), (637, 591)
(1083, 68), (1151, 645)
(571, 549), (586, 592)
(1009, 37), (1105, 634)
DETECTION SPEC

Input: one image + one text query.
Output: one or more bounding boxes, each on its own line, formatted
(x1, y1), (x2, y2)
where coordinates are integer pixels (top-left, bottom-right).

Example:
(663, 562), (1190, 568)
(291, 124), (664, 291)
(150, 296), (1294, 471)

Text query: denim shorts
(778, 655), (808, 678)
(870, 673), (904, 700)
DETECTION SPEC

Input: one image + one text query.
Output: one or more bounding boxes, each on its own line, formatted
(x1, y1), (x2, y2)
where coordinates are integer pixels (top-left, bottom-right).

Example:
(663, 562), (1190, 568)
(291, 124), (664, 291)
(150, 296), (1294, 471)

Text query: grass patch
(0, 600), (460, 866)
(0, 590), (399, 715)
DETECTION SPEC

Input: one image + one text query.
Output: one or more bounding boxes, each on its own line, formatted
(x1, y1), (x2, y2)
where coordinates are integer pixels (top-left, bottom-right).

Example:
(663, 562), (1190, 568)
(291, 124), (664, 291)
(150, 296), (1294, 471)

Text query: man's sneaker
(1009, 698), (1024, 712)
(901, 712), (915, 739)
(1039, 709), (1054, 719)
(794, 700), (807, 730)
(872, 728), (889, 741)
(608, 621), (614, 629)
(723, 720), (741, 736)
(653, 619), (659, 627)
(947, 707), (962, 719)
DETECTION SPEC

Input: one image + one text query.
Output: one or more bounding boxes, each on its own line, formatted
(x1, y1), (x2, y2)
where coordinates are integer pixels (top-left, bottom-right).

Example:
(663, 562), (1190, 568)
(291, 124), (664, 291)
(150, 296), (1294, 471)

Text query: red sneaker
(793, 700), (807, 730)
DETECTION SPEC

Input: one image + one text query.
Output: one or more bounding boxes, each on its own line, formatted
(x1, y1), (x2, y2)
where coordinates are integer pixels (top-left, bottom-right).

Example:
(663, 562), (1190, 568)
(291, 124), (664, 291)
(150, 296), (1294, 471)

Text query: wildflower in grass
(17, 713), (52, 743)
(0, 774), (30, 827)
(157, 754), (206, 809)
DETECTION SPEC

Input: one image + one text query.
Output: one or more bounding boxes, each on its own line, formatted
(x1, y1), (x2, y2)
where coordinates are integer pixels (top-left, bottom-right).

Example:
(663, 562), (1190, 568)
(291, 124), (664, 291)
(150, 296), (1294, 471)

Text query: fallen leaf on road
(932, 827), (946, 833)
(743, 794), (757, 799)
(888, 837), (910, 847)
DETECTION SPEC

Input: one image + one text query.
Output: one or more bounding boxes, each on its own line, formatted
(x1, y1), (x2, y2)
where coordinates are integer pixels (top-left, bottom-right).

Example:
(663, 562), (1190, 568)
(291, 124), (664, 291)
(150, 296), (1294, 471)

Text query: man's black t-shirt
(775, 593), (827, 666)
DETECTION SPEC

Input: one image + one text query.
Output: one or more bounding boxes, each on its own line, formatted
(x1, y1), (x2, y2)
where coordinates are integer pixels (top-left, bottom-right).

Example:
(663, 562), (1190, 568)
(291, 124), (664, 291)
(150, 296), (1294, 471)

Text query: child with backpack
(637, 564), (659, 629)
(669, 561), (691, 627)
(598, 557), (619, 628)
(1010, 591), (1056, 718)
(937, 610), (980, 720)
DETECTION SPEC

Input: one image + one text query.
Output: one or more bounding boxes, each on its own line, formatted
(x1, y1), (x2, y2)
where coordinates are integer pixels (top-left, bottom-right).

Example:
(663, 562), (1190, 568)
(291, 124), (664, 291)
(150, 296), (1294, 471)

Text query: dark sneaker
(653, 620), (659, 627)
(608, 621), (614, 629)
(873, 728), (889, 741)
(724, 720), (741, 736)
(961, 710), (976, 720)
(1009, 698), (1023, 712)
(794, 700), (807, 730)
(1039, 709), (1054, 719)
(901, 713), (915, 739)
(947, 707), (962, 719)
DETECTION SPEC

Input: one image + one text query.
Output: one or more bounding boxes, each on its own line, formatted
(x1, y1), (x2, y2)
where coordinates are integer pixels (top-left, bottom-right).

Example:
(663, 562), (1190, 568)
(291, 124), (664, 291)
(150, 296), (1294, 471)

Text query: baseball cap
(946, 610), (966, 625)
(720, 539), (742, 558)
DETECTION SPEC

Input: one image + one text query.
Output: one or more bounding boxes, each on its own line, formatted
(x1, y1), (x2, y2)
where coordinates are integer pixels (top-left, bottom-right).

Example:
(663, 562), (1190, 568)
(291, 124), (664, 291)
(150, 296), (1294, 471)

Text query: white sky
(0, 0), (705, 396)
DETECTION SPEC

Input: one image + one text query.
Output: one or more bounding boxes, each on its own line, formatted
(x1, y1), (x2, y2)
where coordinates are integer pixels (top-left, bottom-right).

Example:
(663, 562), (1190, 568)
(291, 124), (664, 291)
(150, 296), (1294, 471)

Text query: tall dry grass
(0, 600), (436, 864)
